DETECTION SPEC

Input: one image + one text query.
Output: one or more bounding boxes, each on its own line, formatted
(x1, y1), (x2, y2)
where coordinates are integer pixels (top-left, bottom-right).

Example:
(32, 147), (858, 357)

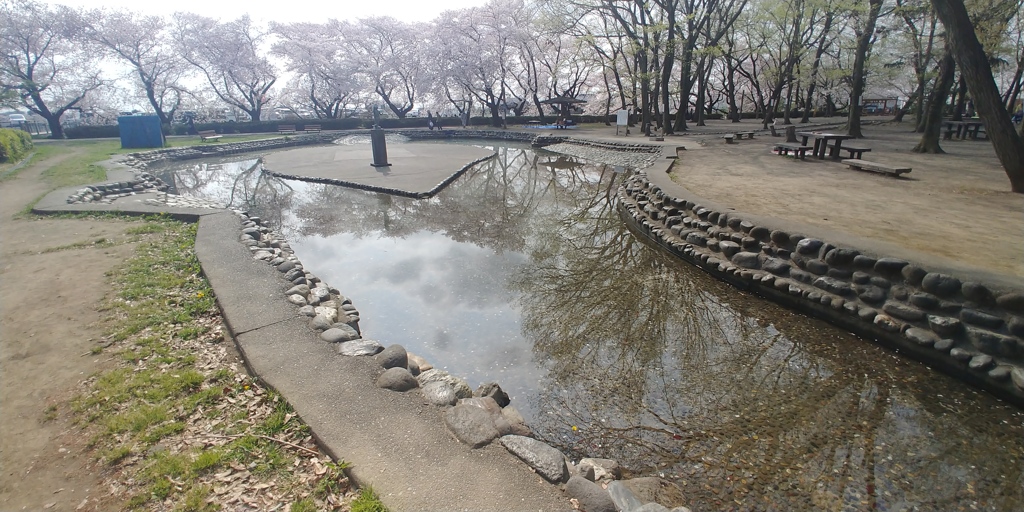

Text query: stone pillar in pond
(370, 106), (391, 168)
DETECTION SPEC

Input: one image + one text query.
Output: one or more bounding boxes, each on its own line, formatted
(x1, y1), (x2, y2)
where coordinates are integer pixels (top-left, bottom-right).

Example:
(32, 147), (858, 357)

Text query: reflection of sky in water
(161, 145), (1024, 512)
(294, 231), (544, 411)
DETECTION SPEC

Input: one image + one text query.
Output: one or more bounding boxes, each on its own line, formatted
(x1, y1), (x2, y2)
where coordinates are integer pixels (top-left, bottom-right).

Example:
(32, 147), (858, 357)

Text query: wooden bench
(723, 134), (735, 144)
(842, 159), (912, 177)
(278, 124), (296, 134)
(303, 124), (321, 133)
(735, 131), (755, 140)
(827, 142), (872, 159)
(197, 130), (221, 142)
(773, 143), (812, 159)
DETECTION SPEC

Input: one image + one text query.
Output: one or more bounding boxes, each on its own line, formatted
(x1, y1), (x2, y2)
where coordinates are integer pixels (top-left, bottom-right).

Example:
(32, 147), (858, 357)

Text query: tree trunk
(695, 57), (709, 127)
(802, 12), (835, 124)
(848, 0), (883, 138)
(673, 41), (695, 132)
(660, 4), (676, 135)
(932, 0), (1024, 192)
(726, 55), (740, 122)
(892, 91), (918, 122)
(913, 48), (955, 153)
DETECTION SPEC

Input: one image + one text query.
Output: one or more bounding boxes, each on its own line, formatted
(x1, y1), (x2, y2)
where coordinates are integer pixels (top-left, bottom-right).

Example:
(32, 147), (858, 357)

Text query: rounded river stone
(320, 325), (360, 343)
(500, 435), (568, 483)
(376, 344), (408, 369)
(376, 367), (418, 392)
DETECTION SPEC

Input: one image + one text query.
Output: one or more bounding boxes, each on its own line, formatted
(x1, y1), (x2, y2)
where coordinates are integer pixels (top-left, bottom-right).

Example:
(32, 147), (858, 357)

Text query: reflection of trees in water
(517, 220), (1024, 510)
(288, 147), (615, 255)
(166, 158), (295, 229)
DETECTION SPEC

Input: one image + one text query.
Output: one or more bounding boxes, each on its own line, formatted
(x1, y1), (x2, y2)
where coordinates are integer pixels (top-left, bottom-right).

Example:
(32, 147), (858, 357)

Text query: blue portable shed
(117, 115), (164, 149)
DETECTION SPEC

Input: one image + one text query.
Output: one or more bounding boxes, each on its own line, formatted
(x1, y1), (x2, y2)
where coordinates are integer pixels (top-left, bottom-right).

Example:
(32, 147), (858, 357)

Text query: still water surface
(161, 142), (1024, 511)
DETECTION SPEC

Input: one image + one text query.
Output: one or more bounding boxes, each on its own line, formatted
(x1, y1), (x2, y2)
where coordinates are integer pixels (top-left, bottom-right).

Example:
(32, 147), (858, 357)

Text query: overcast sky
(43, 0), (487, 23)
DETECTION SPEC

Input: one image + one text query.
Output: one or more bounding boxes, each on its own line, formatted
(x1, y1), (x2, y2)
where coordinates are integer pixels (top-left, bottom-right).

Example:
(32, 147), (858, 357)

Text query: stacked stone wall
(619, 170), (1024, 406)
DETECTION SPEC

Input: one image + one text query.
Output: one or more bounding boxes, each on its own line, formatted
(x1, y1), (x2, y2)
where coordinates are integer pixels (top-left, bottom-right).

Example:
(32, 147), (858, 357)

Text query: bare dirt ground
(634, 121), (1023, 280)
(0, 150), (135, 511)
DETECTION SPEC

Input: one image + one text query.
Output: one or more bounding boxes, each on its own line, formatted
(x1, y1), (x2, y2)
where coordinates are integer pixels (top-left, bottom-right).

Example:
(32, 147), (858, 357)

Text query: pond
(159, 141), (1024, 511)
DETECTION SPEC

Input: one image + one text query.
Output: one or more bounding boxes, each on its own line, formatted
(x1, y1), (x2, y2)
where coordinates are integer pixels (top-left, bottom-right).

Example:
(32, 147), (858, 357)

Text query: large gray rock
(621, 477), (686, 509)
(921, 272), (962, 297)
(285, 284), (310, 296)
(718, 240), (740, 258)
(795, 238), (822, 255)
(960, 309), (1005, 329)
(309, 315), (333, 332)
(499, 435), (568, 483)
(565, 476), (615, 512)
(417, 369), (473, 399)
(376, 344), (408, 369)
(320, 325), (360, 343)
(607, 480), (644, 511)
(377, 367), (418, 392)
(444, 403), (500, 448)
(904, 327), (939, 347)
(761, 257), (791, 275)
(421, 381), (458, 406)
(730, 251), (760, 269)
(313, 305), (337, 323)
(336, 339), (383, 356)
(882, 302), (925, 322)
(309, 286), (332, 304)
(476, 382), (510, 407)
(874, 257), (908, 274)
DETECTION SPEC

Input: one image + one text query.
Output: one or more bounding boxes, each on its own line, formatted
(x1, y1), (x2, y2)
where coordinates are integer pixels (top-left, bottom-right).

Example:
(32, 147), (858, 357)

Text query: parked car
(7, 114), (26, 123)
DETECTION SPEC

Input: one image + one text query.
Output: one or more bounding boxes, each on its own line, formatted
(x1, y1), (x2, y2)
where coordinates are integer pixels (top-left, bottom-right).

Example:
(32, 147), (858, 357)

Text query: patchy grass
(0, 144), (60, 182)
(65, 216), (362, 511)
(38, 140), (122, 188)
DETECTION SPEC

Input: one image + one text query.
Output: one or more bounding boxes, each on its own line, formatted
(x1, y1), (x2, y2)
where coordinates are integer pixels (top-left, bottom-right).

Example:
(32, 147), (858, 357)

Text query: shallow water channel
(161, 141), (1024, 511)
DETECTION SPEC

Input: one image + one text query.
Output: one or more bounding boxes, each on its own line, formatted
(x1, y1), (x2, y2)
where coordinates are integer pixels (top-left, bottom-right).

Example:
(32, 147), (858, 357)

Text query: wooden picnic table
(942, 120), (985, 140)
(796, 131), (854, 160)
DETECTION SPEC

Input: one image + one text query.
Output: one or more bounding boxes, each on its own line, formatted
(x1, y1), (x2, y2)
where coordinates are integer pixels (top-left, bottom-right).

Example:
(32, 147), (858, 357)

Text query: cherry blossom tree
(272, 20), (362, 119)
(0, 0), (104, 138)
(83, 10), (188, 125)
(172, 13), (277, 122)
(341, 17), (423, 118)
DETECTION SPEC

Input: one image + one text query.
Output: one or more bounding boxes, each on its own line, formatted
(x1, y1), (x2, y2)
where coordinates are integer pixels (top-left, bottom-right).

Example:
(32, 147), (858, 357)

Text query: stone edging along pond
(618, 170), (1024, 408)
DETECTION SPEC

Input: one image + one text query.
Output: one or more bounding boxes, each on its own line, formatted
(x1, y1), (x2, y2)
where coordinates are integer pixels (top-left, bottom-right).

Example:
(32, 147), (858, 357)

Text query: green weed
(289, 498), (317, 512)
(351, 486), (388, 512)
(103, 445), (132, 465)
(176, 485), (219, 512)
